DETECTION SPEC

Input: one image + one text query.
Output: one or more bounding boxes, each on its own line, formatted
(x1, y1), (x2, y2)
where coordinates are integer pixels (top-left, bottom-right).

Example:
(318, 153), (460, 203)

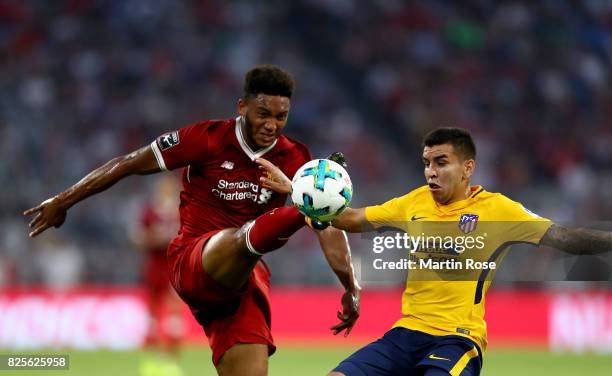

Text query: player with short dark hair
(422, 127), (476, 161)
(24, 65), (360, 376)
(259, 126), (611, 376)
(244, 65), (294, 99)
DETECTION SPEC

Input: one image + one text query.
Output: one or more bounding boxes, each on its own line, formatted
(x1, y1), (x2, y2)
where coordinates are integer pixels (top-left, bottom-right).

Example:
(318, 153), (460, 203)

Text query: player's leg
(168, 229), (276, 373)
(329, 339), (395, 376)
(415, 337), (481, 376)
(199, 262), (275, 375)
(201, 205), (306, 290)
(215, 344), (268, 376)
(329, 328), (418, 376)
(420, 357), (480, 376)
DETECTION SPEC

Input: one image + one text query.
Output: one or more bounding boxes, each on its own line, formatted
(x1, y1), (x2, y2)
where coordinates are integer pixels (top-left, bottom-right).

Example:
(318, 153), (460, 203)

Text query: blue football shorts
(332, 327), (482, 376)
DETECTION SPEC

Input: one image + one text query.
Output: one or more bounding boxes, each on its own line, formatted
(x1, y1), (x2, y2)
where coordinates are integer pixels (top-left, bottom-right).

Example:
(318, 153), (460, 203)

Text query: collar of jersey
(235, 116), (278, 161)
(434, 185), (484, 213)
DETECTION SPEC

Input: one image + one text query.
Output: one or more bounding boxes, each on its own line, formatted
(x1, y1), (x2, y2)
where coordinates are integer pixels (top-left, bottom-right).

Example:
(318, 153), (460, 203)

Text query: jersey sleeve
(364, 194), (411, 229)
(501, 199), (554, 245)
(150, 122), (210, 171)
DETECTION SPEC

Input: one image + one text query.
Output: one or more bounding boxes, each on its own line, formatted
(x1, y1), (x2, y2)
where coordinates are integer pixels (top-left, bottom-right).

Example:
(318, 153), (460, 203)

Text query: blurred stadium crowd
(1, 0), (611, 287)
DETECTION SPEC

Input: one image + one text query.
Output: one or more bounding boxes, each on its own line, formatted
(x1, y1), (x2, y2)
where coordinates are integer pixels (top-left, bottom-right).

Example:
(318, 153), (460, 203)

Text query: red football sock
(246, 206), (305, 255)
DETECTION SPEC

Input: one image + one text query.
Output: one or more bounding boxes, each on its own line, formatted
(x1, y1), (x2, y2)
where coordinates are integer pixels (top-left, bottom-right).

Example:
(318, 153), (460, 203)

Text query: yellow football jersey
(365, 185), (553, 352)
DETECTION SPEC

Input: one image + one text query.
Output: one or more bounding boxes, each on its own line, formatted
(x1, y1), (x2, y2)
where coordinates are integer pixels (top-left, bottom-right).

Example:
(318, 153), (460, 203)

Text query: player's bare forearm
(316, 227), (361, 336)
(317, 227), (361, 292)
(540, 224), (612, 255)
(24, 146), (160, 237)
(332, 207), (372, 233)
(59, 147), (158, 207)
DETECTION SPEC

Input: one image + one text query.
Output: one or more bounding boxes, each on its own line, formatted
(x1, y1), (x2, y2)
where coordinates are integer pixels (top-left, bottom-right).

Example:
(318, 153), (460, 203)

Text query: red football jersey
(150, 117), (311, 253)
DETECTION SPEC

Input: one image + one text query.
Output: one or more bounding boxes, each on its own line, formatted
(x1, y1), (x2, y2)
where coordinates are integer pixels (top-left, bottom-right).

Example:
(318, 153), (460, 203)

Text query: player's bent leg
(201, 206), (306, 290)
(201, 227), (260, 290)
(327, 372), (347, 376)
(331, 328), (415, 376)
(416, 338), (481, 376)
(215, 343), (268, 376)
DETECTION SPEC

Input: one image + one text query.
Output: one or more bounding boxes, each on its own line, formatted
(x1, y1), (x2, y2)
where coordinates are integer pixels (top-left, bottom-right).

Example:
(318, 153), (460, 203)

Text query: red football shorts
(167, 231), (275, 365)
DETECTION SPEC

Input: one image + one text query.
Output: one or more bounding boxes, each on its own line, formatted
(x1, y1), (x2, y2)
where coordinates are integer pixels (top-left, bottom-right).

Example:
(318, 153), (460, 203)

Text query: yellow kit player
(258, 127), (611, 376)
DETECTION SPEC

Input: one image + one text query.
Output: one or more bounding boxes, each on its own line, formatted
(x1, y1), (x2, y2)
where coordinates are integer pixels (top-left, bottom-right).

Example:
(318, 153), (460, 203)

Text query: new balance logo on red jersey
(221, 161), (234, 170)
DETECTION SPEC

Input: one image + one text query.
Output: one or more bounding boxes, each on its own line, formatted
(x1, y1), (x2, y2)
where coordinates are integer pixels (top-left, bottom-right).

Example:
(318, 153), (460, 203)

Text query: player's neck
(444, 185), (472, 205)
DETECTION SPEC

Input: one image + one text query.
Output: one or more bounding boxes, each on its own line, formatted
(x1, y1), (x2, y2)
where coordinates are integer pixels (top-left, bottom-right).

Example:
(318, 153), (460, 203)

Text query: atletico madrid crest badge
(458, 214), (479, 234)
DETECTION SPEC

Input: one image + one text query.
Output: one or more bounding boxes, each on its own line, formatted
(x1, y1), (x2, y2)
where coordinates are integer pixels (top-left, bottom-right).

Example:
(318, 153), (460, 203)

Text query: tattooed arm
(540, 224), (612, 255)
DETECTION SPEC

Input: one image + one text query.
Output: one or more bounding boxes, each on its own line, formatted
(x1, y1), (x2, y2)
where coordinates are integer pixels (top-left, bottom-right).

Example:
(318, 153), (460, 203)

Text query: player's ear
(463, 159), (475, 180)
(237, 98), (247, 117)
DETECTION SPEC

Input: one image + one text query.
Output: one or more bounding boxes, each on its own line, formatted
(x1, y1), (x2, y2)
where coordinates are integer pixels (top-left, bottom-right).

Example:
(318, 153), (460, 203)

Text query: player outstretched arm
(256, 157), (362, 334)
(24, 145), (161, 237)
(315, 227), (361, 336)
(540, 224), (612, 255)
(331, 208), (372, 233)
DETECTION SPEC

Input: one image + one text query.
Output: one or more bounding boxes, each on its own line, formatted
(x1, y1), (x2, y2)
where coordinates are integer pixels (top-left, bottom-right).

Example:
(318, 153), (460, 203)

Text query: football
(291, 159), (353, 222)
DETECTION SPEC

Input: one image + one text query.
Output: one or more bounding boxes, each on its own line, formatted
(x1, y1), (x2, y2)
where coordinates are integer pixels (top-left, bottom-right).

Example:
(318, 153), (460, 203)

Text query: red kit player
(130, 174), (183, 354)
(24, 65), (360, 376)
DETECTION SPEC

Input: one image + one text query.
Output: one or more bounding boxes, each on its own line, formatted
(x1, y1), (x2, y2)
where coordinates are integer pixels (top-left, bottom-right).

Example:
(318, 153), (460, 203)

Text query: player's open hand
(255, 158), (292, 194)
(331, 289), (360, 337)
(23, 196), (68, 237)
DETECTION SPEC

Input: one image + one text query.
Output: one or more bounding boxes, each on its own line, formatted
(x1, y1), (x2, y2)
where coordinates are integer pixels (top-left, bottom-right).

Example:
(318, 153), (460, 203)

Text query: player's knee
(237, 220), (268, 257)
(327, 372), (346, 376)
(202, 228), (248, 261)
(221, 227), (247, 249)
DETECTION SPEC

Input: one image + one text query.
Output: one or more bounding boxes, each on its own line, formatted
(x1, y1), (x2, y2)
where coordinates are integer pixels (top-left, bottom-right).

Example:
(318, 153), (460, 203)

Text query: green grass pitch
(2, 346), (611, 375)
